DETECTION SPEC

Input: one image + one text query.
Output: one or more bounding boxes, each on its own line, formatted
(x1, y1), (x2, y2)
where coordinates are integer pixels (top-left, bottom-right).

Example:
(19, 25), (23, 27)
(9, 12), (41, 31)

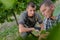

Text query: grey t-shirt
(19, 11), (42, 28)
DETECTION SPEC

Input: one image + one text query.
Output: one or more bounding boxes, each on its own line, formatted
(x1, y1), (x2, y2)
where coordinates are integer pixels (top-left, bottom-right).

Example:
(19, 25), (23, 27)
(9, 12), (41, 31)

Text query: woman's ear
(50, 4), (55, 10)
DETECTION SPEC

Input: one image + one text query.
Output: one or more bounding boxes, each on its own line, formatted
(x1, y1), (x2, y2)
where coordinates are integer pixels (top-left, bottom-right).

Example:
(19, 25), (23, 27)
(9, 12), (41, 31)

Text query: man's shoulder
(57, 14), (60, 18)
(35, 12), (40, 16)
(56, 14), (60, 21)
(20, 11), (27, 17)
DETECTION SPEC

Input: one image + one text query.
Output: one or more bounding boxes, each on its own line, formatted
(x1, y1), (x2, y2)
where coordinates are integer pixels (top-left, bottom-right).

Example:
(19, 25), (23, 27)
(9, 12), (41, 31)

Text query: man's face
(27, 6), (36, 17)
(40, 4), (54, 18)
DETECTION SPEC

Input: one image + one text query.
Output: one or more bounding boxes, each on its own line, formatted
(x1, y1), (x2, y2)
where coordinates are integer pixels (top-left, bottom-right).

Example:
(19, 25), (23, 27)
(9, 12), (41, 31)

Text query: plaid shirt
(43, 14), (60, 30)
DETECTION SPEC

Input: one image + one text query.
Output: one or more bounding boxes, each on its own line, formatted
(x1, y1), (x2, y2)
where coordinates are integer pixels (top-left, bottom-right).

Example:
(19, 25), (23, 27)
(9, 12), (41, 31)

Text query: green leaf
(0, 0), (17, 9)
(46, 22), (60, 40)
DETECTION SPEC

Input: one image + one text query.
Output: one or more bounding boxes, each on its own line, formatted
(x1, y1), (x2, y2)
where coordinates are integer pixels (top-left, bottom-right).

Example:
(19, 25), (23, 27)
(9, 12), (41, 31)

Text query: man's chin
(29, 15), (33, 17)
(29, 15), (34, 17)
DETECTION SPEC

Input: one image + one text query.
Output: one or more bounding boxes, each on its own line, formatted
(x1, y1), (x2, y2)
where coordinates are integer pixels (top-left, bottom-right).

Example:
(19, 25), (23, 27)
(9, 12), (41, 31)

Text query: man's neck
(47, 16), (56, 20)
(50, 16), (56, 20)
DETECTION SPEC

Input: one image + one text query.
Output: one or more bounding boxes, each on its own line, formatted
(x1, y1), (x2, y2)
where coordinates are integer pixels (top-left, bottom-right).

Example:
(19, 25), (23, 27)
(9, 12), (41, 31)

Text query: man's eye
(43, 9), (46, 12)
(30, 10), (32, 11)
(33, 10), (36, 11)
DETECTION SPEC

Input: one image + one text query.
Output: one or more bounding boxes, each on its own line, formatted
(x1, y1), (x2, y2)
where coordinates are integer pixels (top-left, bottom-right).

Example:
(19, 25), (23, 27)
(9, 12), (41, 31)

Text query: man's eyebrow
(42, 8), (46, 12)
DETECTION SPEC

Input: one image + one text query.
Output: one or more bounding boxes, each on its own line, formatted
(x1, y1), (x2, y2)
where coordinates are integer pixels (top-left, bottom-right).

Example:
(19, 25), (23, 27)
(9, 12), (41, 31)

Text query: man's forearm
(19, 27), (34, 33)
(19, 24), (35, 33)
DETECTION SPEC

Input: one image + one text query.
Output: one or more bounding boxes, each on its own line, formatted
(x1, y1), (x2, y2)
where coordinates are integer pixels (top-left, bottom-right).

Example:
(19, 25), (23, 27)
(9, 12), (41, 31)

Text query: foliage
(46, 22), (60, 40)
(53, 5), (60, 16)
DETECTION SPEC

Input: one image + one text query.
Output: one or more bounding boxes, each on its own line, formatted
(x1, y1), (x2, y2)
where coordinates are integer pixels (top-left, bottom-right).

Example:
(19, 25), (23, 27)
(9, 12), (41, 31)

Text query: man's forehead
(40, 4), (46, 10)
(40, 4), (49, 10)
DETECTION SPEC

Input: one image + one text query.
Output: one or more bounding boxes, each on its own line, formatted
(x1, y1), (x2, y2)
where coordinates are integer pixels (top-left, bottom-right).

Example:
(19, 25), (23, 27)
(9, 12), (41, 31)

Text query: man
(40, 0), (60, 31)
(19, 2), (44, 39)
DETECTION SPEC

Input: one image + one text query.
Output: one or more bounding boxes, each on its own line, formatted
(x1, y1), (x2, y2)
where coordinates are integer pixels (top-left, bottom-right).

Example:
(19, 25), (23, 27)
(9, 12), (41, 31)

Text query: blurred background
(0, 0), (60, 40)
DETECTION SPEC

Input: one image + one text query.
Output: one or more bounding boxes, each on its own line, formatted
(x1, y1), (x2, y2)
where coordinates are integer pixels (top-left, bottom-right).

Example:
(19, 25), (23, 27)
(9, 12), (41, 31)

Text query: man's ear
(50, 4), (55, 10)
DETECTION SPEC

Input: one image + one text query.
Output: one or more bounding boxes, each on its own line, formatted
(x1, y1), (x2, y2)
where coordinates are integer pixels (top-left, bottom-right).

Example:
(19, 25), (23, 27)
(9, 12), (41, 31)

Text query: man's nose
(43, 11), (46, 15)
(32, 11), (34, 14)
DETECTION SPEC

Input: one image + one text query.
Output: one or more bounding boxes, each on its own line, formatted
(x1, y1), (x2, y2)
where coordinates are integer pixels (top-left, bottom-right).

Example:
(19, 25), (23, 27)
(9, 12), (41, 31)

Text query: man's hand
(32, 29), (40, 37)
(35, 30), (39, 32)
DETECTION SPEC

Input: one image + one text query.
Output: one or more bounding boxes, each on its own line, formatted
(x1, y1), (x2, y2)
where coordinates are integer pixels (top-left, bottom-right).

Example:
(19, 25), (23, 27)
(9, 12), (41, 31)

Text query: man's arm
(36, 13), (44, 30)
(19, 24), (35, 33)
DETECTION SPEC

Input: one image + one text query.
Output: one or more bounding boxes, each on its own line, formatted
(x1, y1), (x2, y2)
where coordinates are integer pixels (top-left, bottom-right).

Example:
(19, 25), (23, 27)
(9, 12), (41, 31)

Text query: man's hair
(40, 0), (53, 8)
(27, 2), (36, 8)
